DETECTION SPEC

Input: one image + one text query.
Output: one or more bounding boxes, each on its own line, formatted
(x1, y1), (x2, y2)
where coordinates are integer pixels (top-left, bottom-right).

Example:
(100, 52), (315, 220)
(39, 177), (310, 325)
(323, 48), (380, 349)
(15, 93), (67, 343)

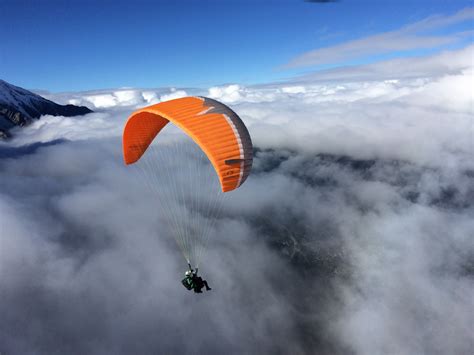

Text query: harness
(181, 276), (194, 290)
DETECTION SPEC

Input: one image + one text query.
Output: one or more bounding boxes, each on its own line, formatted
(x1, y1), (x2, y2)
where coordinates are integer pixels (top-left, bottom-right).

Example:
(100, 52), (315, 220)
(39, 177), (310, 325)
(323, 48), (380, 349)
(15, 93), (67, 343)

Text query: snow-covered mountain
(0, 79), (93, 138)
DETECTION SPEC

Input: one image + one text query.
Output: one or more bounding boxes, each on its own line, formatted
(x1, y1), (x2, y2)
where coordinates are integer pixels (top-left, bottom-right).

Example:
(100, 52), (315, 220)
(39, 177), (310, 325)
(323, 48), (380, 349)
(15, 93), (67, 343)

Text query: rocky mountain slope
(0, 79), (92, 138)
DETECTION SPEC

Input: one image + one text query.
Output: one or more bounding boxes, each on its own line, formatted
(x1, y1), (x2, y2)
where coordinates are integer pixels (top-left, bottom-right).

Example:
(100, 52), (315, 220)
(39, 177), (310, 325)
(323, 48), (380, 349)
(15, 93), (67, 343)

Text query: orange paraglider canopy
(122, 96), (252, 192)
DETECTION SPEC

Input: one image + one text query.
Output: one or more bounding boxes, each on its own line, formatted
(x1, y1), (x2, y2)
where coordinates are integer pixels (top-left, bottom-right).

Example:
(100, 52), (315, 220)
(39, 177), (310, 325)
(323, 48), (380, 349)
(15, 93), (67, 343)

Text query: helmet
(185, 270), (192, 277)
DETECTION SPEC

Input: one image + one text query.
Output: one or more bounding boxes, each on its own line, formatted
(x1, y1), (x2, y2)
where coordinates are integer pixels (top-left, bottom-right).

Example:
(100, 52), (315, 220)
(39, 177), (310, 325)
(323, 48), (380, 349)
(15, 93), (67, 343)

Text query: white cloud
(291, 45), (474, 83)
(8, 111), (124, 146)
(19, 46), (473, 172)
(280, 86), (306, 94)
(83, 93), (118, 108)
(208, 84), (243, 103)
(159, 89), (188, 102)
(141, 91), (159, 104)
(41, 88), (197, 111)
(199, 46), (474, 172)
(285, 7), (474, 68)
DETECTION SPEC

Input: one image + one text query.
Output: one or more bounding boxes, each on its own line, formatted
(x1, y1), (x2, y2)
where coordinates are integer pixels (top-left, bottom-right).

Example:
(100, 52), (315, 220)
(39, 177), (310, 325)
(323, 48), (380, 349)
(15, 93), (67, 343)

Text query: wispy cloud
(285, 7), (474, 68)
(290, 44), (474, 83)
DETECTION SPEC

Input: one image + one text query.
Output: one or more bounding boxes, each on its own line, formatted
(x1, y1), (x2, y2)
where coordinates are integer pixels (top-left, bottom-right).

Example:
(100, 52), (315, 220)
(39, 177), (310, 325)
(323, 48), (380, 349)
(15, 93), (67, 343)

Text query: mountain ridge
(0, 79), (93, 138)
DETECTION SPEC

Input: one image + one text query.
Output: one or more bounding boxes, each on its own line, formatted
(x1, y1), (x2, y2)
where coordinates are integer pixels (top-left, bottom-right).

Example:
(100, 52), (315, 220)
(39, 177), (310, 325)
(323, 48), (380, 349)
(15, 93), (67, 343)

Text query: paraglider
(182, 265), (212, 293)
(123, 96), (252, 192)
(122, 96), (252, 292)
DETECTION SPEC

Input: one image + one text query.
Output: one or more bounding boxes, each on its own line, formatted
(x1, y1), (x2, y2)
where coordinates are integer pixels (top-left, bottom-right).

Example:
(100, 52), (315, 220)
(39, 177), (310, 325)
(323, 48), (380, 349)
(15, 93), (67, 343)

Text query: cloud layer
(0, 45), (473, 354)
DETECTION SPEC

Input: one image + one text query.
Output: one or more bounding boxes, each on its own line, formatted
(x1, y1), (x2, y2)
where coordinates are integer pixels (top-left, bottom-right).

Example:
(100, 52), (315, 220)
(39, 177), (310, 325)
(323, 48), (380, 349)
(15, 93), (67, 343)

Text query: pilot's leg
(203, 280), (211, 291)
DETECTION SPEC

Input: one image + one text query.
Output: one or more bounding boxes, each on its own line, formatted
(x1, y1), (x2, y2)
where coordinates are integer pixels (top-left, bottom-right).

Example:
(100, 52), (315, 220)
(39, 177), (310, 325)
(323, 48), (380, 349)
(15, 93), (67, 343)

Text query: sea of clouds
(0, 44), (473, 354)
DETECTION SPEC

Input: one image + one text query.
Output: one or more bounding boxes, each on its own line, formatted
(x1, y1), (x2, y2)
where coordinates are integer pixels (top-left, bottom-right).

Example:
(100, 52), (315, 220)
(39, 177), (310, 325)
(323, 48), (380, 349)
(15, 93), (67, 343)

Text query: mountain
(0, 79), (93, 138)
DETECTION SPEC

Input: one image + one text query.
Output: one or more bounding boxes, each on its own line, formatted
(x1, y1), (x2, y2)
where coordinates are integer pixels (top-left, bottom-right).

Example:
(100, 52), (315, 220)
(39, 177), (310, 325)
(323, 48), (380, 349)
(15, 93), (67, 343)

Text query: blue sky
(1, 0), (472, 92)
